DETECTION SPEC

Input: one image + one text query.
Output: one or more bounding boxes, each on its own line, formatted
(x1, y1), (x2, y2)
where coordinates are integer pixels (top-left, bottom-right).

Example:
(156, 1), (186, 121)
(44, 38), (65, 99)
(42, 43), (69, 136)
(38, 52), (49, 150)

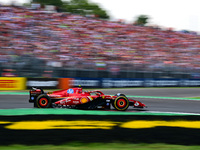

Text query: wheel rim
(39, 98), (48, 107)
(117, 99), (126, 108)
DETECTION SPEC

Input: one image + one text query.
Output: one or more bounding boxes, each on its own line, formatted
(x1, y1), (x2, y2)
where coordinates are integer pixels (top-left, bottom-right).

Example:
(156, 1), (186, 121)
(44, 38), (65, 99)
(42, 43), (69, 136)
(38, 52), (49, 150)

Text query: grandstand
(0, 5), (199, 79)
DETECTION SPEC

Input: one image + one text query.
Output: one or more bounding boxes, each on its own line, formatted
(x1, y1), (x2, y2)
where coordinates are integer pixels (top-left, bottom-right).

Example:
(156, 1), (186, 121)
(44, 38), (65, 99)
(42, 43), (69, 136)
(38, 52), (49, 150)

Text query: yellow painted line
(121, 120), (200, 129)
(5, 120), (117, 130)
(0, 121), (11, 124)
(3, 120), (200, 130)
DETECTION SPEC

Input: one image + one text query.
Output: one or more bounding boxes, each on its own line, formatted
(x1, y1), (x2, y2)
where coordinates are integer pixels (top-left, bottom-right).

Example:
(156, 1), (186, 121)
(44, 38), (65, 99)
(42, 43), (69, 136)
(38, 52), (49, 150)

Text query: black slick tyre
(113, 96), (129, 111)
(36, 94), (52, 108)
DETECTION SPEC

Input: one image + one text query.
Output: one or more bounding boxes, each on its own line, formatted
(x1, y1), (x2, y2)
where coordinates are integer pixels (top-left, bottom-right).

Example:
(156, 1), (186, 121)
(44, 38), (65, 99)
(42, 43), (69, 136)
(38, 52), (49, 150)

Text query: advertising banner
(72, 78), (101, 88)
(102, 78), (144, 88)
(26, 78), (58, 89)
(25, 78), (200, 90)
(71, 78), (200, 88)
(0, 77), (26, 90)
(58, 78), (73, 89)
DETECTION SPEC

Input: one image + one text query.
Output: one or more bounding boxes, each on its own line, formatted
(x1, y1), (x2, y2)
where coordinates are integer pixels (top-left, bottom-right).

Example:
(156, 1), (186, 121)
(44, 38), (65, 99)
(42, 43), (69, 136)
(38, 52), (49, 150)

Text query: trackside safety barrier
(0, 77), (26, 90)
(1, 77), (200, 90)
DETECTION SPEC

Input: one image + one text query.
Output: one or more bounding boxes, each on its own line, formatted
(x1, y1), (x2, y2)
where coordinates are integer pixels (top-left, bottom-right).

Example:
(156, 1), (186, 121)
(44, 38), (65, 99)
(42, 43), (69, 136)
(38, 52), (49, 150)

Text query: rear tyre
(113, 96), (129, 111)
(36, 94), (52, 108)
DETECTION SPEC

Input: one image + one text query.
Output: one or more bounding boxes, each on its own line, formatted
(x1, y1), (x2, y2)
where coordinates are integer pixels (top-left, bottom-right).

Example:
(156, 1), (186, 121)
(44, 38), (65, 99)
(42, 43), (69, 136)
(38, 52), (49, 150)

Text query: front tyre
(113, 96), (129, 111)
(36, 94), (52, 108)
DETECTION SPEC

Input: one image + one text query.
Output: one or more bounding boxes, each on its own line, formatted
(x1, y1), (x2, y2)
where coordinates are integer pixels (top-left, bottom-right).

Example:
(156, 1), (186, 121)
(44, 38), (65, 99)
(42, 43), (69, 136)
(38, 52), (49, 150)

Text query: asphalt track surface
(0, 88), (200, 114)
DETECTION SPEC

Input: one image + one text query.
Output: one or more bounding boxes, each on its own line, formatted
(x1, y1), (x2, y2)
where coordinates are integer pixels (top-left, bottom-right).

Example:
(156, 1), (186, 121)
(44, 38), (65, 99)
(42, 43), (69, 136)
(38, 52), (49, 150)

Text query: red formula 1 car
(29, 87), (146, 111)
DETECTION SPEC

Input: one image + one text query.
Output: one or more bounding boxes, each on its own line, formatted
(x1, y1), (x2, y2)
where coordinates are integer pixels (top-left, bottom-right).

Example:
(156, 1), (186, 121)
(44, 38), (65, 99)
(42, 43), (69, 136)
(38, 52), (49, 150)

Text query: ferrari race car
(29, 87), (146, 111)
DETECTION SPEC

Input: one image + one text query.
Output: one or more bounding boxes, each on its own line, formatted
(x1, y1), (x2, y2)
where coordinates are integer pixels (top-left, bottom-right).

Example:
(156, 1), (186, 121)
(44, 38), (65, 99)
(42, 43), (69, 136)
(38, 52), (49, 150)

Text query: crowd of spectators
(0, 5), (200, 77)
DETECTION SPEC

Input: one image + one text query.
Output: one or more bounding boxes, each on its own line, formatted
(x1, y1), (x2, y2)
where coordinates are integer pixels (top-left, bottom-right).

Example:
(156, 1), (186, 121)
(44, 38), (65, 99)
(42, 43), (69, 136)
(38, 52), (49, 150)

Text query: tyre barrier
(0, 114), (200, 145)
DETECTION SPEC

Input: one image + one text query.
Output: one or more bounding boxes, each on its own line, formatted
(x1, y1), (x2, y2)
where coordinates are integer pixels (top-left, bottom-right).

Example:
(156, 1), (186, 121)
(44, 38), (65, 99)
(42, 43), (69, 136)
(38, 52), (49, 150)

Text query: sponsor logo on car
(80, 97), (89, 104)
(67, 89), (74, 94)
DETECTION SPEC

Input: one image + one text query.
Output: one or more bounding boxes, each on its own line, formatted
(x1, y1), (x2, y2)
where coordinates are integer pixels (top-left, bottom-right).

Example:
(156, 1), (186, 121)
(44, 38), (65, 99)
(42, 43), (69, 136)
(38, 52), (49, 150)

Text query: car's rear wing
(31, 87), (44, 94)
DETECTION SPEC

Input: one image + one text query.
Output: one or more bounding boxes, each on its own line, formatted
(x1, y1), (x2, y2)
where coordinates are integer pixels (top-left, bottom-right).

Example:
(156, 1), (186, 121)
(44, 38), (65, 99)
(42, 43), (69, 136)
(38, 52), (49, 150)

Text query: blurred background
(0, 0), (200, 80)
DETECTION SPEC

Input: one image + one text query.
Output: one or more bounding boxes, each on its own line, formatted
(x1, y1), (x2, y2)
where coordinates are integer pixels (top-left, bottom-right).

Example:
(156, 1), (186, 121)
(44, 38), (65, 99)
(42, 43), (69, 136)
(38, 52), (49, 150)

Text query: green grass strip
(0, 108), (199, 116)
(0, 143), (200, 150)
